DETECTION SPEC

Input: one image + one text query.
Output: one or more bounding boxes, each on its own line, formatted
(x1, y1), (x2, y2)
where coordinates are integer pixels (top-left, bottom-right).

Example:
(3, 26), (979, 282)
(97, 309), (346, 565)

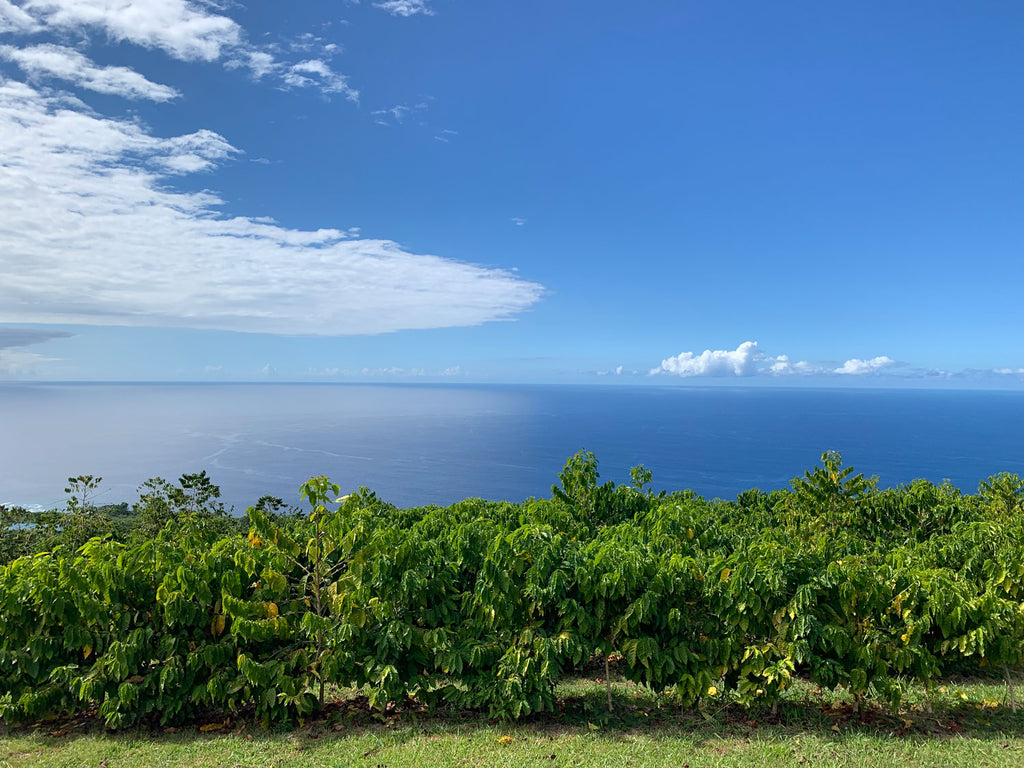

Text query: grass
(4, 673), (1024, 767)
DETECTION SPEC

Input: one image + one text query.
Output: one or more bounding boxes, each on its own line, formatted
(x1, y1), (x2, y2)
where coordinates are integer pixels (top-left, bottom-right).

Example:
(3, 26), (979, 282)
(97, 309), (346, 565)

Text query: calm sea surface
(1, 384), (1022, 512)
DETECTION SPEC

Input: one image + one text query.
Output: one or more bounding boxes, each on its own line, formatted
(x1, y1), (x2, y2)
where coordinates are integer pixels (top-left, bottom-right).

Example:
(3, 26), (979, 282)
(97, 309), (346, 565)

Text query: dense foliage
(1, 453), (1023, 727)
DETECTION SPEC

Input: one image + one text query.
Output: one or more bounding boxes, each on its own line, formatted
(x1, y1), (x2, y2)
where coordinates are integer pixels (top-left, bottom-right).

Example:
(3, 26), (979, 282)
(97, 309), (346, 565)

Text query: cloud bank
(651, 342), (902, 378)
(0, 1), (542, 337)
(0, 326), (71, 376)
(0, 79), (543, 335)
(0, 327), (72, 349)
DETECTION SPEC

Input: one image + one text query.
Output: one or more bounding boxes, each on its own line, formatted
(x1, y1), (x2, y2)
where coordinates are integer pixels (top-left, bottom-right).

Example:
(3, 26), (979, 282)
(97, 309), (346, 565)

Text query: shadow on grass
(5, 675), (1024, 749)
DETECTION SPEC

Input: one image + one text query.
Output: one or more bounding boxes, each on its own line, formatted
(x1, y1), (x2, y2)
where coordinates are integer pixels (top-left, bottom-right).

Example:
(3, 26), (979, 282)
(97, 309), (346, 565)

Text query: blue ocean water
(1, 383), (1022, 512)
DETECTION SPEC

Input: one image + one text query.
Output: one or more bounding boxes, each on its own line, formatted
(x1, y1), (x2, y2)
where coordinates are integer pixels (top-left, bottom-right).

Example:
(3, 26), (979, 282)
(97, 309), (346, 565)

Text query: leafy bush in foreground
(2, 453), (1023, 727)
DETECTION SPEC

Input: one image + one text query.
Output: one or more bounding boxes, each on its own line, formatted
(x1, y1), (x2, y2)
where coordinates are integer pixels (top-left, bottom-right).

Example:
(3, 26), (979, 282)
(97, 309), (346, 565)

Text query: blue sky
(1, 0), (1023, 386)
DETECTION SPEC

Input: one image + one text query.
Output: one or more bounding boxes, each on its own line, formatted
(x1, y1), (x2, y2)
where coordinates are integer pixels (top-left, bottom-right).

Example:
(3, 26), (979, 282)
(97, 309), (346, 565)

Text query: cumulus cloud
(653, 341), (764, 377)
(4, 0), (356, 98)
(834, 356), (897, 375)
(0, 80), (543, 335)
(651, 342), (905, 379)
(374, 0), (434, 17)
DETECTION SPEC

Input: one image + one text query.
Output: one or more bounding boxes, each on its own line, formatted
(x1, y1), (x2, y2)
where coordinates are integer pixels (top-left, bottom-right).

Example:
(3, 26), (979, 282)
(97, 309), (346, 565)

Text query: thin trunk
(319, 666), (326, 710)
(1005, 663), (1018, 713)
(605, 655), (613, 712)
(314, 512), (326, 709)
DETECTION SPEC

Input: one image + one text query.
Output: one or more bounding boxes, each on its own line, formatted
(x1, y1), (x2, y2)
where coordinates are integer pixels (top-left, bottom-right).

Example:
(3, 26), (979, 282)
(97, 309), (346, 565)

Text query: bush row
(1, 452), (1023, 727)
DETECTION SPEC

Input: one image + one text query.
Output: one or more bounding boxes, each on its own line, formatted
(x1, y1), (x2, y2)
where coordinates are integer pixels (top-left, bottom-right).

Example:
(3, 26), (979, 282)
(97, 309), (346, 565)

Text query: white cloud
(511, 217), (526, 227)
(288, 32), (340, 56)
(0, 0), (38, 33)
(6, 0), (356, 98)
(442, 366), (462, 376)
(0, 79), (544, 335)
(372, 101), (427, 125)
(305, 366), (340, 377)
(22, 0), (244, 62)
(768, 354), (825, 376)
(651, 342), (904, 379)
(374, 0), (434, 17)
(994, 368), (1024, 375)
(283, 58), (357, 99)
(652, 341), (763, 377)
(0, 44), (180, 100)
(0, 347), (58, 375)
(834, 356), (897, 375)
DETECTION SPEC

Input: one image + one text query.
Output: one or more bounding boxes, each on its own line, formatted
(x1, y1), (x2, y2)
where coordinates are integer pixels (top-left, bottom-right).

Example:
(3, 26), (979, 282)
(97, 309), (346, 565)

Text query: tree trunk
(1005, 663), (1018, 713)
(606, 655), (613, 712)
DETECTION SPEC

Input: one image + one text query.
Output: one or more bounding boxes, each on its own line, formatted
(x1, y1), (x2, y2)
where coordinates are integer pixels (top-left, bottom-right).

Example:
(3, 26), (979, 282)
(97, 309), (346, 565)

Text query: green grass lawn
(4, 674), (1024, 767)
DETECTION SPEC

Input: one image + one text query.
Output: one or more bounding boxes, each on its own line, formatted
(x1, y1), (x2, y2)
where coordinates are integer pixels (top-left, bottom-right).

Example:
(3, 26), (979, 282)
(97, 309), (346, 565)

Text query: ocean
(1, 383), (1022, 512)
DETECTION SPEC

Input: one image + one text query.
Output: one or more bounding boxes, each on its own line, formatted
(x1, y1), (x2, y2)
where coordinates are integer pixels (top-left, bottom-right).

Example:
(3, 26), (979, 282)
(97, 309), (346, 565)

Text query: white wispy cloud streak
(372, 101), (428, 125)
(651, 342), (901, 378)
(0, 80), (544, 335)
(374, 0), (434, 17)
(0, 43), (180, 100)
(282, 58), (355, 96)
(5, 0), (357, 99)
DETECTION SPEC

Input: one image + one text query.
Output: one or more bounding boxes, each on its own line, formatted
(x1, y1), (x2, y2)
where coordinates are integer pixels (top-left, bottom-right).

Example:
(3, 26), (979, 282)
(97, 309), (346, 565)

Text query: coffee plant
(2, 451), (1024, 727)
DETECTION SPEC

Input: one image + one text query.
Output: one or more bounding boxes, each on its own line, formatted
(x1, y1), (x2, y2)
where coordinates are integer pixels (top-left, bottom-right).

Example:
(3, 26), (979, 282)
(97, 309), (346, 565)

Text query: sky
(1, 0), (1023, 386)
